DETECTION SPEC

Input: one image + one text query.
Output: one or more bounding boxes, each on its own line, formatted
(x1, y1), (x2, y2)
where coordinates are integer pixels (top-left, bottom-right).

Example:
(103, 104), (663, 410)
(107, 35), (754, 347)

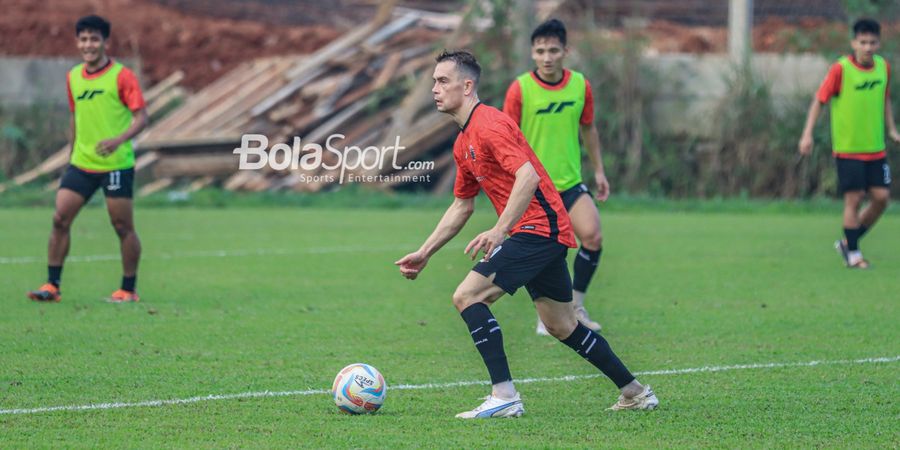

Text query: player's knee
(110, 219), (133, 238)
(844, 194), (864, 208)
(52, 212), (72, 232)
(544, 315), (577, 340)
(871, 190), (890, 207)
(452, 289), (476, 312)
(582, 231), (603, 251)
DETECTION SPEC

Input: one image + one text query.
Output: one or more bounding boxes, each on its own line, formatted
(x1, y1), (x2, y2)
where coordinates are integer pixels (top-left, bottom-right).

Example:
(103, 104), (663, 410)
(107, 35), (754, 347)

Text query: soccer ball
(332, 363), (386, 414)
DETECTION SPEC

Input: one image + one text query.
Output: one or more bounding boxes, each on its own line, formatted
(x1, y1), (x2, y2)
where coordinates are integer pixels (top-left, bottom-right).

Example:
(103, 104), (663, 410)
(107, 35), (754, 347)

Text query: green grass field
(1, 205), (898, 448)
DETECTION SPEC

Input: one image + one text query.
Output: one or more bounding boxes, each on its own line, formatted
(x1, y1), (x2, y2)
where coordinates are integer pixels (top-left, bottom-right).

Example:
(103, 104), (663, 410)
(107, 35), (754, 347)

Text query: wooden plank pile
(133, 2), (467, 195)
(8, 1), (503, 195)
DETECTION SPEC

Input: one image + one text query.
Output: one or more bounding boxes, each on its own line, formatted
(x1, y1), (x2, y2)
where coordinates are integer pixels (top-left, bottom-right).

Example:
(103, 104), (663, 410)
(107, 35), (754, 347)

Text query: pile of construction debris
(136, 5), (460, 194)
(5, 2), (517, 195)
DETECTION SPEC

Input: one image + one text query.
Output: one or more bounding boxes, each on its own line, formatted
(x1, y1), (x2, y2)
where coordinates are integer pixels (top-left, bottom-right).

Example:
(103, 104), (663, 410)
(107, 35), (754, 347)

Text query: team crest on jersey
(468, 145), (476, 161)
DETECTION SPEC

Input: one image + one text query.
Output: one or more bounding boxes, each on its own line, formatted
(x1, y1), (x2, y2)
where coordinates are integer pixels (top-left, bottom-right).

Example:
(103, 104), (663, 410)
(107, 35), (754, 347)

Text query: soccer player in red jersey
(395, 51), (658, 418)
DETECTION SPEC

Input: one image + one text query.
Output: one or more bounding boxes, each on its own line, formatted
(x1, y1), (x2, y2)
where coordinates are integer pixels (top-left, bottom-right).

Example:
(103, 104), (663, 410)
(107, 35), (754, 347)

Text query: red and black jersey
(453, 103), (577, 248)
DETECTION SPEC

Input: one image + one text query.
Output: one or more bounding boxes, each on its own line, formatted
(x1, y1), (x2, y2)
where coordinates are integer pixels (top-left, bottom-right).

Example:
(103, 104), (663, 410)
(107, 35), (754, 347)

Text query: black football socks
(844, 228), (861, 251)
(122, 275), (137, 292)
(561, 323), (635, 388)
(573, 246), (602, 293)
(460, 303), (512, 384)
(48, 265), (62, 288)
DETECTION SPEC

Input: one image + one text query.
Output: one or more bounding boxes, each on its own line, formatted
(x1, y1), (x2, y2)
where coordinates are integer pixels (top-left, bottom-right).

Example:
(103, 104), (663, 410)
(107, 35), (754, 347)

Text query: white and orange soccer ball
(332, 363), (387, 414)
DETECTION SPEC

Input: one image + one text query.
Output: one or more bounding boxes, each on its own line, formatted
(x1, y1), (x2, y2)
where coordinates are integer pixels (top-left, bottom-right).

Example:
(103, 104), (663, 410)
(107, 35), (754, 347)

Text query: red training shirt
(453, 103), (577, 248)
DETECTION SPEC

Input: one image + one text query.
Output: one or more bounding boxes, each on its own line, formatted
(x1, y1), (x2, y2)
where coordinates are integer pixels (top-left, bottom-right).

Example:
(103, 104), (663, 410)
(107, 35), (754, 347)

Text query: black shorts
(560, 183), (591, 211)
(59, 165), (134, 201)
(836, 157), (891, 194)
(472, 233), (572, 302)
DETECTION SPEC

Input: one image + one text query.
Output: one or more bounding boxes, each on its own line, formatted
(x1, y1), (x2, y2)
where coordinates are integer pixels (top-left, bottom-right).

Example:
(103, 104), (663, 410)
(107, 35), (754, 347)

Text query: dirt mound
(152, 0), (464, 27)
(2, 0), (878, 90)
(631, 17), (851, 54)
(0, 0), (340, 89)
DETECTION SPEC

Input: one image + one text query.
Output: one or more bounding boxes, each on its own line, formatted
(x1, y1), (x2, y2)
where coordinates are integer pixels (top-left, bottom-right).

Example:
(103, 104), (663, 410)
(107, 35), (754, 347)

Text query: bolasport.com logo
(233, 134), (435, 185)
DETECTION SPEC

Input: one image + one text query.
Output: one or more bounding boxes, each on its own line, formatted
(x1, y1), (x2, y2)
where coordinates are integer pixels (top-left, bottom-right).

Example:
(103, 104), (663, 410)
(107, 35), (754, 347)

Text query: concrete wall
(0, 56), (138, 106)
(645, 52), (830, 136)
(0, 57), (81, 105)
(2, 53), (831, 138)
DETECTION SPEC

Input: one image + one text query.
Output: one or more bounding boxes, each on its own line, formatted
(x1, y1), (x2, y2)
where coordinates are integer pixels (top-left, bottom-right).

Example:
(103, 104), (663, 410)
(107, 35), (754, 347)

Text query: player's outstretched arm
(395, 197), (475, 280)
(465, 162), (539, 261)
(799, 99), (823, 155)
(97, 108), (149, 156)
(580, 123), (609, 201)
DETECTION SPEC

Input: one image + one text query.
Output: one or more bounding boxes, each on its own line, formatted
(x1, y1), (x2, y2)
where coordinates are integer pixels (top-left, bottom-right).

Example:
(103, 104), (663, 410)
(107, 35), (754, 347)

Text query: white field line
(1, 355), (896, 416)
(0, 244), (453, 265)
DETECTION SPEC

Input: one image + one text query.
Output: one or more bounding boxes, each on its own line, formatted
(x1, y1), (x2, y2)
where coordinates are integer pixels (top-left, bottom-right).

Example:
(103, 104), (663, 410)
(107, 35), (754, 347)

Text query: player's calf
(459, 302), (514, 396)
(572, 245), (603, 331)
(560, 323), (634, 387)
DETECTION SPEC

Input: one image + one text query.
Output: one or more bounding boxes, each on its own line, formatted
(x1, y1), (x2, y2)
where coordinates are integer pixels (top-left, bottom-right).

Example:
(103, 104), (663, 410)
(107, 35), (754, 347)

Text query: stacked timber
(134, 4), (464, 194)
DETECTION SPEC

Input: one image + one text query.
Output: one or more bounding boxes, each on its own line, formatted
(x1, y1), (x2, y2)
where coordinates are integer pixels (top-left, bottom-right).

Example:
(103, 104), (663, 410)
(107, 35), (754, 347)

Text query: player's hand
(890, 129), (900, 144)
(96, 138), (122, 156)
(798, 135), (813, 156)
(465, 227), (505, 261)
(394, 251), (429, 280)
(594, 171), (610, 202)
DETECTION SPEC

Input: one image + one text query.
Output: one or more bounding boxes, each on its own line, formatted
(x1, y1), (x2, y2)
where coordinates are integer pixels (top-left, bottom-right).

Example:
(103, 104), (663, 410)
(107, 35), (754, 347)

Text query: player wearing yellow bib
(27, 15), (148, 303)
(799, 18), (899, 269)
(504, 19), (607, 334)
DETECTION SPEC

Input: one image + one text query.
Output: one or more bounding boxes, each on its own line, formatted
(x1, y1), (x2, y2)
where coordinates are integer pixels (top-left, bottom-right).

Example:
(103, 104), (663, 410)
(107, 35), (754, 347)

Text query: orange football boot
(27, 283), (61, 302)
(107, 289), (140, 303)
